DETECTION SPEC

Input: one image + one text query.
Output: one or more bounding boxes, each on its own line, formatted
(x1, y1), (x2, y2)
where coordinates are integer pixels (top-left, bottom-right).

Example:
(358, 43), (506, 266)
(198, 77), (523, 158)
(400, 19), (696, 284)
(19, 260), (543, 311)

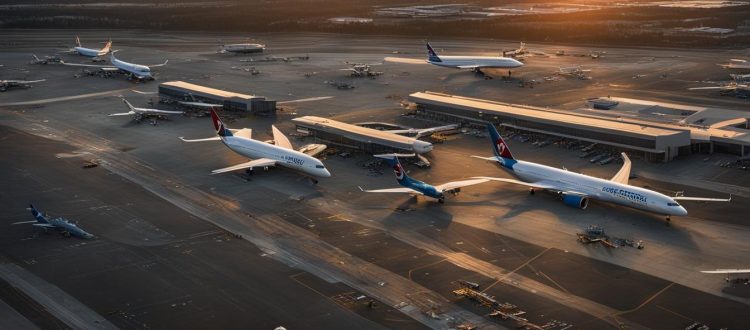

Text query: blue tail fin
(29, 204), (48, 224)
(486, 123), (514, 160)
(426, 42), (441, 62)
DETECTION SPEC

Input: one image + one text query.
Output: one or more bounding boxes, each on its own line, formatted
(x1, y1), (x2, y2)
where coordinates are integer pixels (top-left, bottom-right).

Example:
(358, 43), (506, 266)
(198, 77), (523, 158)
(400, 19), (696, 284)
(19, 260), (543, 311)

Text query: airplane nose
(322, 168), (332, 178)
(679, 206), (688, 216)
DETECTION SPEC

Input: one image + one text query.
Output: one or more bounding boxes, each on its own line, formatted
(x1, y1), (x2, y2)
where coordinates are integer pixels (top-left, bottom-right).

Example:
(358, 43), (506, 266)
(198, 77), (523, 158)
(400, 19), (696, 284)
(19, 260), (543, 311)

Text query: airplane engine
(562, 193), (589, 209)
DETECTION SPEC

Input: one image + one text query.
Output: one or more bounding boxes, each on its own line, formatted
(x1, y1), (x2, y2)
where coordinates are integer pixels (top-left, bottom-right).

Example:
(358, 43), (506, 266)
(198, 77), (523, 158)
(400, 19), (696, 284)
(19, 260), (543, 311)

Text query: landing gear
(666, 215), (671, 226)
(529, 188), (536, 195)
(311, 178), (319, 185)
(438, 197), (445, 204)
(245, 168), (254, 176)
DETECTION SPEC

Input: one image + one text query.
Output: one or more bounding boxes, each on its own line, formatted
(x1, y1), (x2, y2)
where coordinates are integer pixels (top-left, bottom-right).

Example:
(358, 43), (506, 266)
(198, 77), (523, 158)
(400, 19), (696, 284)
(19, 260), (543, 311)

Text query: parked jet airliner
(425, 42), (523, 75)
(73, 36), (112, 57)
(359, 154), (489, 203)
(61, 51), (168, 80)
(473, 123), (730, 221)
(180, 110), (330, 180)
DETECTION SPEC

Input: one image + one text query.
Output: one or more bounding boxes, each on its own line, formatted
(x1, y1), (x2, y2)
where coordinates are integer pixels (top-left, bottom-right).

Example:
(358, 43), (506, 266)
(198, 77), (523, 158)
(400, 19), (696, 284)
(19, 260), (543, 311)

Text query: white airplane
(61, 51), (168, 80)
(110, 98), (183, 121)
(72, 36), (112, 58)
(720, 59), (750, 71)
(472, 123), (730, 222)
(502, 42), (527, 58)
(0, 79), (45, 92)
(219, 40), (265, 54)
(180, 109), (330, 180)
(425, 42), (523, 75)
(359, 154), (489, 203)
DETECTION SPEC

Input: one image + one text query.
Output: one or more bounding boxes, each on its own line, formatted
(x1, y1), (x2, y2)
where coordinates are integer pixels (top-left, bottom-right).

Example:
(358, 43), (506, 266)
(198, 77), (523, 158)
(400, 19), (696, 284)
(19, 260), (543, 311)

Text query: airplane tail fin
(210, 109), (233, 137)
(75, 36), (81, 47)
(121, 98), (136, 112)
(29, 204), (48, 223)
(375, 154), (415, 183)
(426, 42), (441, 62)
(100, 39), (112, 54)
(486, 123), (514, 160)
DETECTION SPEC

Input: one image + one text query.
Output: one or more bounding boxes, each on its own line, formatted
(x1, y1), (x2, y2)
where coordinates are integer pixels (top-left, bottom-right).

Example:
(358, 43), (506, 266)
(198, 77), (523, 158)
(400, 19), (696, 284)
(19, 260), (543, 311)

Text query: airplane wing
(673, 196), (731, 202)
(358, 186), (421, 195)
(133, 108), (184, 115)
(178, 101), (223, 108)
(32, 223), (56, 228)
(149, 60), (169, 67)
(13, 79), (46, 84)
(108, 111), (136, 117)
(60, 61), (116, 69)
(457, 65), (480, 70)
(701, 269), (750, 274)
(435, 178), (490, 192)
(271, 125), (294, 150)
(472, 176), (560, 190)
(211, 158), (276, 174)
(388, 124), (459, 138)
(179, 136), (221, 142)
(610, 153), (631, 185)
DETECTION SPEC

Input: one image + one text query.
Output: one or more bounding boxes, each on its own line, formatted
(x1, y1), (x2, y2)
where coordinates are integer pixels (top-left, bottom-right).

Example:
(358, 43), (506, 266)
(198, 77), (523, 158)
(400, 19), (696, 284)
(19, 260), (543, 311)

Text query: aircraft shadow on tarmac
(483, 189), (701, 252)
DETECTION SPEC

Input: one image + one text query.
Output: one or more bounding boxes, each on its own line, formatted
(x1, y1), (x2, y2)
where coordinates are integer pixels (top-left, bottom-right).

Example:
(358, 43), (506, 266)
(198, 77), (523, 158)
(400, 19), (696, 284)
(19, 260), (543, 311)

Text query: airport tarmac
(1, 30), (749, 329)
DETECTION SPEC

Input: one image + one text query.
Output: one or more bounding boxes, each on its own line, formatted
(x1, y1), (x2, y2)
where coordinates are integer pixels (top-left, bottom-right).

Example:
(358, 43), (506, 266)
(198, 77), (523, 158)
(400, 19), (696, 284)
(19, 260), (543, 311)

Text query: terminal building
(158, 81), (276, 115)
(292, 116), (433, 154)
(408, 91), (750, 162)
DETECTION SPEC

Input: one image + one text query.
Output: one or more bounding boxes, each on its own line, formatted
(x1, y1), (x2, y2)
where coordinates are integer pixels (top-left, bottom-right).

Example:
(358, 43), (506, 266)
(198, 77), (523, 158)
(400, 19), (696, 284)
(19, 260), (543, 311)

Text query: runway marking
(407, 258), (447, 281)
(654, 303), (693, 321)
(481, 247), (551, 293)
(616, 282), (675, 315)
(277, 96), (333, 105)
(289, 272), (361, 312)
(537, 271), (571, 295)
(0, 88), (131, 107)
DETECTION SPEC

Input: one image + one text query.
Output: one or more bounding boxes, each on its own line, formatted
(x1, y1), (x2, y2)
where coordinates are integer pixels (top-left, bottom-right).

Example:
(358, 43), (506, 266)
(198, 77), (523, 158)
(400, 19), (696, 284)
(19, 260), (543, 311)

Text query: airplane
(0, 79), (45, 92)
(425, 42), (524, 76)
(719, 59), (750, 71)
(26, 204), (94, 239)
(472, 123), (730, 222)
(109, 98), (184, 122)
(219, 40), (265, 54)
(61, 51), (168, 80)
(689, 74), (750, 94)
(380, 124), (459, 138)
(71, 36), (112, 59)
(180, 109), (330, 181)
(502, 42), (527, 58)
(358, 153), (490, 203)
(177, 94), (224, 109)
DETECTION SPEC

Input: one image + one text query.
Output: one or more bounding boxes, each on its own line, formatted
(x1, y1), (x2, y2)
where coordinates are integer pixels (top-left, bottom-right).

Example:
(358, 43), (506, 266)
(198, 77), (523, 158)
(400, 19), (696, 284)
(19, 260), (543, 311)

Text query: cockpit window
(315, 165), (325, 169)
(667, 202), (680, 207)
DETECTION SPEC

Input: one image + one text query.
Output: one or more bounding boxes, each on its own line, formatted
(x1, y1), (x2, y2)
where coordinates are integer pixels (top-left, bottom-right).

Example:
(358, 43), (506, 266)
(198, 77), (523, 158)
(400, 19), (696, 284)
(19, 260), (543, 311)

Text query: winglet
(357, 186), (365, 192)
(75, 36), (81, 47)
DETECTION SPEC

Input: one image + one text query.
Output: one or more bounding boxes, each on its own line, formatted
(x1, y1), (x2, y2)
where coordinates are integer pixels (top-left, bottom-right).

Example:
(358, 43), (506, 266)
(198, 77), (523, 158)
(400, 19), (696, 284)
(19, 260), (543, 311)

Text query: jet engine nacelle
(562, 193), (589, 209)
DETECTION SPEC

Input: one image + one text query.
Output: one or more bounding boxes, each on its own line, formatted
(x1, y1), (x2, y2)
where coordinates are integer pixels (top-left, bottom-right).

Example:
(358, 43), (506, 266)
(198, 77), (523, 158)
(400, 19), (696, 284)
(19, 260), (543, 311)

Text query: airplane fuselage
(112, 56), (153, 80)
(428, 55), (524, 69)
(399, 175), (443, 200)
(48, 218), (95, 238)
(221, 135), (330, 177)
(74, 46), (107, 57)
(498, 158), (688, 216)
